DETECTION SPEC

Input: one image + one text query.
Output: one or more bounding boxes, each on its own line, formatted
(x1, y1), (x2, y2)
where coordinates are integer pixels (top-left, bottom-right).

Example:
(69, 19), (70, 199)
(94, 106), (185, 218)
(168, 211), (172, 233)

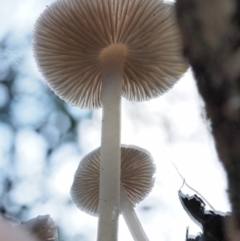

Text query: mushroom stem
(120, 184), (149, 241)
(98, 44), (127, 241)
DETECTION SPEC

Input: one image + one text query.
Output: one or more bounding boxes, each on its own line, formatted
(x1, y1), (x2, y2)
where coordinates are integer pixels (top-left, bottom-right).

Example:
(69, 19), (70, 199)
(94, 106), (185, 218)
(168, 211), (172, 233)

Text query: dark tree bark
(175, 0), (240, 239)
(179, 191), (231, 241)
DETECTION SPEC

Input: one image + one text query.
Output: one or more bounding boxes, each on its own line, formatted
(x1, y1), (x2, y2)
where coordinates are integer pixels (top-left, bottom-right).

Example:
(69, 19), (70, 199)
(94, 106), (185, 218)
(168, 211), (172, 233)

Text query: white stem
(120, 184), (149, 241)
(97, 44), (127, 241)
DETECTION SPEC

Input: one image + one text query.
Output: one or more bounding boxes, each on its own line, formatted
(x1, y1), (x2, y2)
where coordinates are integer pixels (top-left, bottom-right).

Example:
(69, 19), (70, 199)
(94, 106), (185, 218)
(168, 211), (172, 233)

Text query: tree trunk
(175, 0), (240, 239)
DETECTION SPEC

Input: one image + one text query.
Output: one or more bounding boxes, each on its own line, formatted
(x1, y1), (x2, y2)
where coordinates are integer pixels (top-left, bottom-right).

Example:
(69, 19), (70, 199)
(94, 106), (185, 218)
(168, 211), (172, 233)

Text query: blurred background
(0, 0), (231, 240)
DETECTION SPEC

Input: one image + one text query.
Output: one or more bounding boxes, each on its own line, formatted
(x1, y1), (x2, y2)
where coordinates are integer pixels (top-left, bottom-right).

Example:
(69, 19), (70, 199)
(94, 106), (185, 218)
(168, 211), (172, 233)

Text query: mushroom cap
(70, 145), (155, 216)
(18, 215), (58, 241)
(33, 0), (188, 109)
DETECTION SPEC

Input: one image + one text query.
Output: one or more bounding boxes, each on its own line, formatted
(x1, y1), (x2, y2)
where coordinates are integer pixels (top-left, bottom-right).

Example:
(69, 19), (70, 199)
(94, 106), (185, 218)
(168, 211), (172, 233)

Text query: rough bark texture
(179, 191), (230, 241)
(175, 0), (240, 239)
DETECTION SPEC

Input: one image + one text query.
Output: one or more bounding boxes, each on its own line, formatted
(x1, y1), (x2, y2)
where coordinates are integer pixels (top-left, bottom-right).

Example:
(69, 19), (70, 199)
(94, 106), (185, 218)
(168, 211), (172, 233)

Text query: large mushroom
(32, 0), (188, 239)
(71, 145), (155, 241)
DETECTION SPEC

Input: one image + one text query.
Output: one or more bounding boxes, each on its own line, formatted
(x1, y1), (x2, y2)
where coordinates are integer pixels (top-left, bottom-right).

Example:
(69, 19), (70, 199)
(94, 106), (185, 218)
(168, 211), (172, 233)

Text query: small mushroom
(18, 215), (58, 241)
(1, 215), (58, 241)
(33, 0), (187, 239)
(71, 145), (155, 241)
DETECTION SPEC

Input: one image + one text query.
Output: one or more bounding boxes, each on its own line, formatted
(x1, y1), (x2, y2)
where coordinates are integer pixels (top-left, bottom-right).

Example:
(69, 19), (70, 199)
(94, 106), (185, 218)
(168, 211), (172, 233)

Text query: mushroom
(71, 145), (155, 241)
(32, 0), (188, 239)
(18, 215), (58, 241)
(1, 215), (57, 241)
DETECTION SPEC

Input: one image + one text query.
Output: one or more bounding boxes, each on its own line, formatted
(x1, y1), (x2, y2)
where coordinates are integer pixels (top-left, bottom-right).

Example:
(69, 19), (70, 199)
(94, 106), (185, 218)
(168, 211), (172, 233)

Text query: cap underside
(33, 0), (188, 108)
(70, 145), (155, 216)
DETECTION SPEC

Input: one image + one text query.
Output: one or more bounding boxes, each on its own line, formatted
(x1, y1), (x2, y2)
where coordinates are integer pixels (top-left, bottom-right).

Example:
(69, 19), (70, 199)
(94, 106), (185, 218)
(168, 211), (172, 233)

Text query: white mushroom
(33, 0), (187, 108)
(71, 145), (155, 241)
(1, 215), (58, 241)
(18, 215), (58, 241)
(32, 0), (188, 239)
